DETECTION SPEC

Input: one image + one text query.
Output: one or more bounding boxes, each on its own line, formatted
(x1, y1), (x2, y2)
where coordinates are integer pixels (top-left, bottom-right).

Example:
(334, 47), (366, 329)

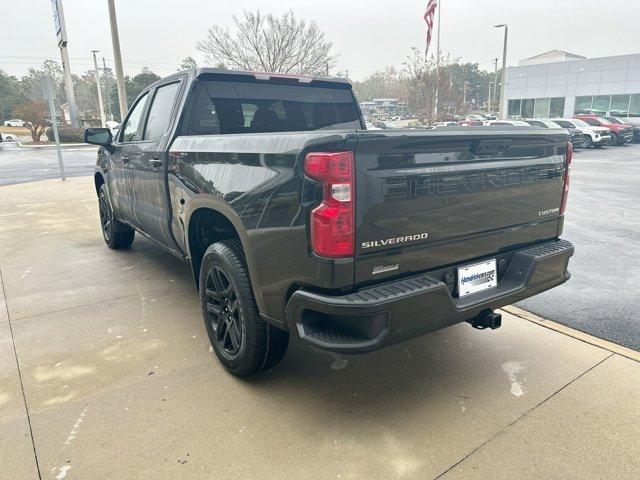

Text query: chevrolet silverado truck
(85, 68), (574, 376)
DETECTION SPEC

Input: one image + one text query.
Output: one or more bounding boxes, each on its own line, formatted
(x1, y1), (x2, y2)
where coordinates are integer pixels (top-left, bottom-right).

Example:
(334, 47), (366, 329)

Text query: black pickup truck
(85, 68), (574, 376)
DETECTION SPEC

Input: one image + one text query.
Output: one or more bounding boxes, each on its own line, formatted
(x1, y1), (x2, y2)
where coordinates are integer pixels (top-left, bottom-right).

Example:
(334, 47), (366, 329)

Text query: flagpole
(434, 0), (441, 121)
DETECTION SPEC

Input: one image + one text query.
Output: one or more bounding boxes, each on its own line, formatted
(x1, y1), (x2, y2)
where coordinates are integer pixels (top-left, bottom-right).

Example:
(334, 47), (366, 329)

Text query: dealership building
(503, 50), (640, 123)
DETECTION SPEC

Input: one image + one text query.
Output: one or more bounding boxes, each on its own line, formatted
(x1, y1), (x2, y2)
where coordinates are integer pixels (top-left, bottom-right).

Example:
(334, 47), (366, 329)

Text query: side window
(143, 82), (181, 140)
(187, 82), (222, 135)
(120, 92), (149, 142)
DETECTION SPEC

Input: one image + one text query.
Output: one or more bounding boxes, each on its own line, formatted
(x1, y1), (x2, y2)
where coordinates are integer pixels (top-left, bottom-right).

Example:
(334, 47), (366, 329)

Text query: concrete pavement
(519, 143), (640, 350)
(1, 177), (639, 480)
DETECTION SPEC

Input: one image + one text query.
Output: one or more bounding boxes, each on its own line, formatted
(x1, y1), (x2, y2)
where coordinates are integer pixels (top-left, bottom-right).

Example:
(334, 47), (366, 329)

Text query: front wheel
(98, 184), (135, 249)
(200, 240), (288, 376)
(582, 136), (592, 149)
(611, 132), (621, 146)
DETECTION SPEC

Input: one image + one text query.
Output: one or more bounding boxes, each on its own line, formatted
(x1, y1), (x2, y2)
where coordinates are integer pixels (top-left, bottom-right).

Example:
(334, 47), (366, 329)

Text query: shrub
(45, 127), (85, 143)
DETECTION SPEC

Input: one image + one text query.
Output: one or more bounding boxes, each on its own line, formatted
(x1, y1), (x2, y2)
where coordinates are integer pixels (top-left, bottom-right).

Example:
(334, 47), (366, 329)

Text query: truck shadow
(131, 236), (522, 420)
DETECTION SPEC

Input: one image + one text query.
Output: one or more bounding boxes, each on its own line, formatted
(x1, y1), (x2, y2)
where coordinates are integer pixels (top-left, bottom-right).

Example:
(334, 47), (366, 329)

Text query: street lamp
(494, 23), (508, 119)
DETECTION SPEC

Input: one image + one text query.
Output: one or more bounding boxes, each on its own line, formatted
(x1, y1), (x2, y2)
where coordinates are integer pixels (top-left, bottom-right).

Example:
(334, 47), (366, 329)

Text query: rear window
(186, 78), (361, 135)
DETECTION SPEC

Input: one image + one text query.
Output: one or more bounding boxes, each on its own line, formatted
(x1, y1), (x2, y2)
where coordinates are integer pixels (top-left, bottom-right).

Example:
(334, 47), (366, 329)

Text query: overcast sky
(2, 0), (639, 80)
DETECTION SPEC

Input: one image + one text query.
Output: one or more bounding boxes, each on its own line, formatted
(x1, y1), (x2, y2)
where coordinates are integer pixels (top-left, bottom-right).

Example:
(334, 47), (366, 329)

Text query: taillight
(560, 142), (572, 215)
(304, 151), (354, 258)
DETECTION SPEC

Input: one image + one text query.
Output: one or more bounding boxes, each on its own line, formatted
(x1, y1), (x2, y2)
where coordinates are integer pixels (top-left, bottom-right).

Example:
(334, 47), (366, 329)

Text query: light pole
(488, 81), (494, 114)
(494, 23), (508, 119)
(107, 0), (128, 121)
(91, 50), (106, 127)
(493, 58), (498, 111)
(463, 81), (470, 108)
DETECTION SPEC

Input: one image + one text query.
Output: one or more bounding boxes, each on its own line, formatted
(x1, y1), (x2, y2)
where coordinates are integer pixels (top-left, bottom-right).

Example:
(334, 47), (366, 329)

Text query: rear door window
(187, 78), (361, 135)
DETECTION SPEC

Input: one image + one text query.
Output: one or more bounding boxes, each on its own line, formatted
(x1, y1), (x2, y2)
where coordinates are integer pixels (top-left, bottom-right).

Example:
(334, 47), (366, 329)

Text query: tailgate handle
(472, 139), (513, 155)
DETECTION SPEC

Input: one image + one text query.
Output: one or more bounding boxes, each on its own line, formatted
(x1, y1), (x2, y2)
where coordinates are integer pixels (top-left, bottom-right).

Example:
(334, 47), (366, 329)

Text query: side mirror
(84, 127), (113, 147)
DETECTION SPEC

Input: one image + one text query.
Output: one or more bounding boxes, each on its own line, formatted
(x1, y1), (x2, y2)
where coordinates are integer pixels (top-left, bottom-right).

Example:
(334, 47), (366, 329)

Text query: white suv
(550, 118), (611, 148)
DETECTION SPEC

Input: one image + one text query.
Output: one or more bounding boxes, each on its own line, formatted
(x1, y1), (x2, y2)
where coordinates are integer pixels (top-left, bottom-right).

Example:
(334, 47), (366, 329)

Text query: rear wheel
(98, 184), (135, 249)
(200, 240), (288, 376)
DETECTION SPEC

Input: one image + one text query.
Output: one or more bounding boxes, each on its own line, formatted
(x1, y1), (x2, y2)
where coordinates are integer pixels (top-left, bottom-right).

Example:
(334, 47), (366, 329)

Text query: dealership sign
(51, 0), (68, 47)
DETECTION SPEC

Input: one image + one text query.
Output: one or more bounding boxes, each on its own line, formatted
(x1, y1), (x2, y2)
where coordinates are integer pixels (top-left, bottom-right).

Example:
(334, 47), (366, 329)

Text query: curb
(502, 305), (640, 363)
(17, 142), (91, 148)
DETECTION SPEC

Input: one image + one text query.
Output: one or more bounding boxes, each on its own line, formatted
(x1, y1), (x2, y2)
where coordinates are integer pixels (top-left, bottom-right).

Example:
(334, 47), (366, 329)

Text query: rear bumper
(285, 239), (574, 353)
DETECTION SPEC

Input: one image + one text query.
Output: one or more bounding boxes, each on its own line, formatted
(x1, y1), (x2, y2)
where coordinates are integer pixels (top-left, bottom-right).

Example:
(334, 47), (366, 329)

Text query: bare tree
(403, 48), (454, 124)
(197, 10), (336, 75)
(14, 100), (48, 142)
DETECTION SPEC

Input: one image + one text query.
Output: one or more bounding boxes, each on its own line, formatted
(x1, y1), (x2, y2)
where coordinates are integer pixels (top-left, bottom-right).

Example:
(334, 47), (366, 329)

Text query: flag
(423, 0), (438, 56)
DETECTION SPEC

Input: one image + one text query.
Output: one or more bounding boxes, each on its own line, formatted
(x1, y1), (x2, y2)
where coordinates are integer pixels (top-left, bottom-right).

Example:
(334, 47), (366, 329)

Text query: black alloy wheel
(204, 265), (243, 358)
(98, 188), (112, 243)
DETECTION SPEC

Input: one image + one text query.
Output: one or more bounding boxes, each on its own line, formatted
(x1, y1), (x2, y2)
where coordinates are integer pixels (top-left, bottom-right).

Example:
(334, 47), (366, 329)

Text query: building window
(610, 94), (630, 116)
(575, 96), (592, 115)
(591, 95), (611, 116)
(549, 98), (565, 117)
(629, 94), (640, 118)
(521, 98), (535, 118)
(508, 99), (522, 117)
(533, 98), (550, 118)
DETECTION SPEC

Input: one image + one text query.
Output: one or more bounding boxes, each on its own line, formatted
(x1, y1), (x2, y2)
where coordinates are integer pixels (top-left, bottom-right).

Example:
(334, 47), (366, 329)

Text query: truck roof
(150, 67), (351, 90)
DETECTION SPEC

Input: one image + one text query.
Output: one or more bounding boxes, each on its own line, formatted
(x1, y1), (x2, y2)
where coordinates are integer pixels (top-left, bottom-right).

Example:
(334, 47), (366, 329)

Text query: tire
(98, 184), (135, 249)
(582, 136), (592, 149)
(200, 239), (289, 376)
(610, 132), (621, 146)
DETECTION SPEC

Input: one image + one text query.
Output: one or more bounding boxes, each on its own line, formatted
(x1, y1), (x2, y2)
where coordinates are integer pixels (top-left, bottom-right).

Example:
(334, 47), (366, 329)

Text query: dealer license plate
(457, 259), (497, 297)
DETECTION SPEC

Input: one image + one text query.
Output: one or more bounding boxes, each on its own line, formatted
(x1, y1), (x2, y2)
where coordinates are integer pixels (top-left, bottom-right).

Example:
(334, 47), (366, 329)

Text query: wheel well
(188, 208), (240, 287)
(94, 173), (104, 194)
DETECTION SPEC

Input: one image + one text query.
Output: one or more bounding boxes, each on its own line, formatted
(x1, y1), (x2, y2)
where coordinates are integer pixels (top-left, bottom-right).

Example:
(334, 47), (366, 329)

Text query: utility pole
(107, 0), (128, 121)
(493, 57), (498, 111)
(91, 50), (106, 127)
(463, 81), (469, 112)
(102, 57), (114, 121)
(50, 0), (79, 128)
(434, 0), (442, 121)
(488, 82), (493, 114)
(495, 24), (508, 119)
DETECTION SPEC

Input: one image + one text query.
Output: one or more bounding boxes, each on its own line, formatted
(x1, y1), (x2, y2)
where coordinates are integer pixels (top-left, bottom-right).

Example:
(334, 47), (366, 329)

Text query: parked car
(3, 119), (25, 127)
(0, 132), (17, 142)
(458, 119), (482, 126)
(522, 119), (588, 149)
(85, 68), (574, 376)
(604, 117), (640, 144)
(433, 121), (459, 127)
(550, 118), (611, 148)
(484, 120), (531, 127)
(574, 115), (634, 145)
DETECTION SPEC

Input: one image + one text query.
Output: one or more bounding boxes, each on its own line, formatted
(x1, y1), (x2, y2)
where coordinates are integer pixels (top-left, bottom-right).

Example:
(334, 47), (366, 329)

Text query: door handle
(122, 155), (130, 164)
(149, 158), (163, 168)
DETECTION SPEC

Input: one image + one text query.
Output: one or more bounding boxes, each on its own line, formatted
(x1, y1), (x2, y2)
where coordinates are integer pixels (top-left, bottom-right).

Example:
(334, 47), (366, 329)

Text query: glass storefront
(574, 96), (592, 115)
(507, 97), (565, 118)
(611, 95), (631, 116)
(510, 94), (640, 118)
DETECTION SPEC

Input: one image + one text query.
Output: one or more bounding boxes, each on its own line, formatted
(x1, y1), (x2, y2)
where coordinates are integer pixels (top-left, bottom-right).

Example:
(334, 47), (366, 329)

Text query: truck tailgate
(354, 127), (569, 284)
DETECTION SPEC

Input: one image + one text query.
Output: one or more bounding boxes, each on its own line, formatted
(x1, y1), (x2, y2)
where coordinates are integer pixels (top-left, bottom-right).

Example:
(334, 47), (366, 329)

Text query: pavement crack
(0, 267), (43, 480)
(433, 353), (615, 479)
